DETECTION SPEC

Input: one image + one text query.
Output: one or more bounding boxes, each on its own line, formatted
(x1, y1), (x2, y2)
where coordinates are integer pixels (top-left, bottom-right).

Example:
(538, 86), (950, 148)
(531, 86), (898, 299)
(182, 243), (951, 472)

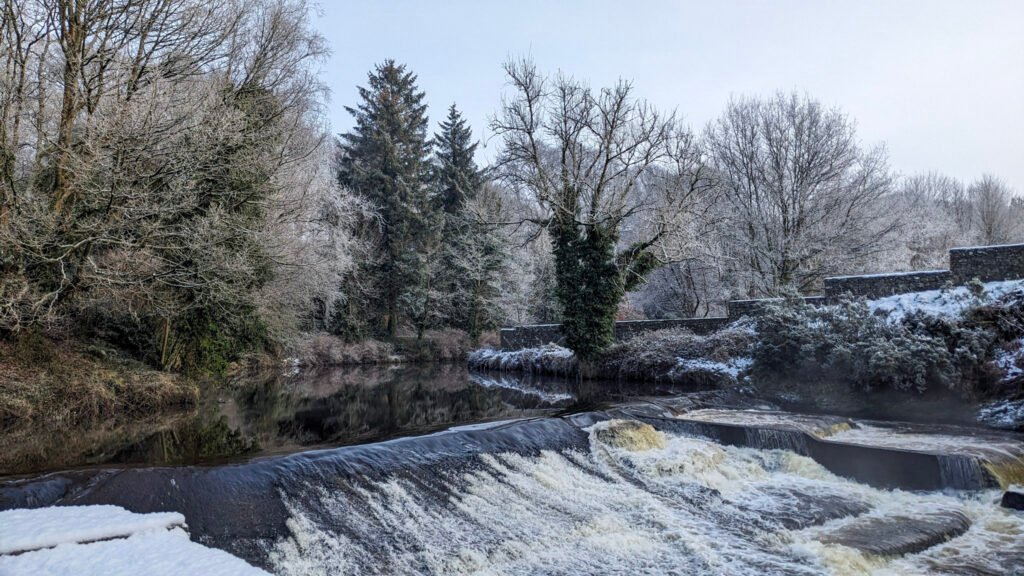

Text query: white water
(265, 420), (1024, 575)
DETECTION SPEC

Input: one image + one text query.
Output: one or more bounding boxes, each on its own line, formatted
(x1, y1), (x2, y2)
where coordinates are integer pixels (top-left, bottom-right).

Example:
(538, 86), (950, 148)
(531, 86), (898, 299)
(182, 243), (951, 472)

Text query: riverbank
(0, 335), (198, 430)
(0, 326), (494, 441)
(471, 280), (1024, 429)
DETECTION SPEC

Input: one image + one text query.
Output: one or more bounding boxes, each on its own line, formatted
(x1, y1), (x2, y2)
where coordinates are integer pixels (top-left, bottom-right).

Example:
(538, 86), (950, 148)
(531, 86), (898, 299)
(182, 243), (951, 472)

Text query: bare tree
(968, 174), (1020, 246)
(704, 92), (896, 297)
(491, 58), (712, 358)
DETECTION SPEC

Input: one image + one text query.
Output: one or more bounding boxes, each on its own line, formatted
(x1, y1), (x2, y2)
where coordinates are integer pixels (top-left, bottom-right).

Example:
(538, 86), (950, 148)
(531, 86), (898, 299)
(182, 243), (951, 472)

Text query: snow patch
(671, 357), (752, 379)
(0, 527), (269, 576)
(0, 505), (184, 554)
(994, 338), (1024, 382)
(868, 279), (1024, 323)
(0, 506), (268, 575)
(978, 399), (1024, 430)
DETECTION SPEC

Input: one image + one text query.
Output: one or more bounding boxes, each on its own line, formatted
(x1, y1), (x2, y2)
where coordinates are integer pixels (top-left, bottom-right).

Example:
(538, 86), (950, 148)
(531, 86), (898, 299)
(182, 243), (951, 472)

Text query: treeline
(2, 0), (1021, 371)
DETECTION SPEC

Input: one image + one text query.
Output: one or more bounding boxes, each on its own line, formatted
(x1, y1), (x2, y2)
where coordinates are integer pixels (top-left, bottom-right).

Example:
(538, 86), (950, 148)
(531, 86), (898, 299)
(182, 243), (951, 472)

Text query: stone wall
(950, 243), (1024, 282)
(727, 296), (827, 319)
(498, 243), (1024, 350)
(823, 270), (952, 299)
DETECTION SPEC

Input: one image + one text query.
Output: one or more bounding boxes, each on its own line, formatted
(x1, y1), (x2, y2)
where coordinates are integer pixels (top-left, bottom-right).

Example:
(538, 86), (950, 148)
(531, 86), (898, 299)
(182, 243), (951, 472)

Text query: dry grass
(0, 337), (197, 430)
(293, 334), (399, 366)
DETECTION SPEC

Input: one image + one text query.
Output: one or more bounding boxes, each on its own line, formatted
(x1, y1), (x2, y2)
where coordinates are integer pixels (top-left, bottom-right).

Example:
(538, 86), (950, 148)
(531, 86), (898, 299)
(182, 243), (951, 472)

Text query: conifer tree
(434, 104), (483, 214)
(337, 60), (433, 338)
(431, 105), (503, 339)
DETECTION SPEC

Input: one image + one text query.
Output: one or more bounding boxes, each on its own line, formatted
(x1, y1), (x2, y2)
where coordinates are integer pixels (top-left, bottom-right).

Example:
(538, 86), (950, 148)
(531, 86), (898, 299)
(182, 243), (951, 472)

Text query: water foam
(265, 421), (1024, 575)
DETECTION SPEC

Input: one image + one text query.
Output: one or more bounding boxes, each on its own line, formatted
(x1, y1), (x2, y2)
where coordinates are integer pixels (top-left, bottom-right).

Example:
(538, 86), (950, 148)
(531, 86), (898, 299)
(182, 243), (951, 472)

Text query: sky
(312, 0), (1024, 192)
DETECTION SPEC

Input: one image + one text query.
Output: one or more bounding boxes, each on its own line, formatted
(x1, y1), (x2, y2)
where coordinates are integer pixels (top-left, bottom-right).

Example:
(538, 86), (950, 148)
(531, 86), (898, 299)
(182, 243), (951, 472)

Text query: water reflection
(0, 364), (576, 477)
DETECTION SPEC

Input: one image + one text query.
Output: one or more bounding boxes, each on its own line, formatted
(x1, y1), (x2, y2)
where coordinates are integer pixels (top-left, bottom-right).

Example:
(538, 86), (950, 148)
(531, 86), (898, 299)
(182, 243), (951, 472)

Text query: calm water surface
(1, 363), (662, 477)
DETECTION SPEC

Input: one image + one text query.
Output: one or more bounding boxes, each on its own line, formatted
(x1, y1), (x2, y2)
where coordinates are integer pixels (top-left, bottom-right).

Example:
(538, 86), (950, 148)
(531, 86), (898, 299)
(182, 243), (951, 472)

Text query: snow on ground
(994, 337), (1024, 382)
(0, 505), (184, 554)
(868, 279), (1024, 323)
(0, 527), (269, 576)
(0, 506), (268, 576)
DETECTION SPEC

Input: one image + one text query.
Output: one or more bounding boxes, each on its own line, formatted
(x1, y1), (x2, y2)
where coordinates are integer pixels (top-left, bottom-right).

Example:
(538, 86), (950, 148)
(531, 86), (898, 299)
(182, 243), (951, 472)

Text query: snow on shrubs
(600, 325), (755, 386)
(467, 344), (579, 376)
(752, 283), (1024, 397)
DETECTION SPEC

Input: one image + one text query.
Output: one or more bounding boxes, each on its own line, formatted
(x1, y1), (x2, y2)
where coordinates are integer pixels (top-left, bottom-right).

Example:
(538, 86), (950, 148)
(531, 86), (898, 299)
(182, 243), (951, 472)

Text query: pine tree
(337, 60), (433, 338)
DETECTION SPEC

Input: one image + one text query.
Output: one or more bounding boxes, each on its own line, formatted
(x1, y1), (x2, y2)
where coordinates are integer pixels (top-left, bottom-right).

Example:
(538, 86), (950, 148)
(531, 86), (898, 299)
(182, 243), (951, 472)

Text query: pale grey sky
(314, 0), (1024, 192)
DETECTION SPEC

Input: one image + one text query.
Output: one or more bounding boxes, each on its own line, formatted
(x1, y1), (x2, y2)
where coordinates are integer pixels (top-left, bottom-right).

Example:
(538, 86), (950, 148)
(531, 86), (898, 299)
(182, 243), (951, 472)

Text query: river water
(2, 365), (1023, 575)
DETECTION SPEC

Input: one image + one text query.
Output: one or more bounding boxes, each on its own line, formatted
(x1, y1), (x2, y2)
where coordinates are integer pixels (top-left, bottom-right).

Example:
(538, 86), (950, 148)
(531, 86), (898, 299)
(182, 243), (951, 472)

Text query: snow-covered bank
(0, 506), (268, 575)
(868, 279), (1024, 323)
(471, 280), (1024, 427)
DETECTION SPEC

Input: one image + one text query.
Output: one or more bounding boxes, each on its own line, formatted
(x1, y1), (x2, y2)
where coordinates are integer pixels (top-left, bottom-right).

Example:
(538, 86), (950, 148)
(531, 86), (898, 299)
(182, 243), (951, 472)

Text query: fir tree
(433, 104), (483, 214)
(431, 105), (503, 339)
(337, 60), (433, 338)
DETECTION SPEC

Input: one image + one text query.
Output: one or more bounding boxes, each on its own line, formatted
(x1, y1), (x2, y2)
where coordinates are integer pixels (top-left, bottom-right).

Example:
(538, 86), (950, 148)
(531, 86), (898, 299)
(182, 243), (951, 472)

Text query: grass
(0, 335), (198, 431)
(286, 329), (485, 367)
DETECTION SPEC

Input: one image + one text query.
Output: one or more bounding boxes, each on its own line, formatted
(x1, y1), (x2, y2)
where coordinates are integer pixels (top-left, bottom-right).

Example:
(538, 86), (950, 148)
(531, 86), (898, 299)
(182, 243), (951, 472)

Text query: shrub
(295, 334), (397, 366)
(600, 325), (754, 383)
(751, 297), (1000, 396)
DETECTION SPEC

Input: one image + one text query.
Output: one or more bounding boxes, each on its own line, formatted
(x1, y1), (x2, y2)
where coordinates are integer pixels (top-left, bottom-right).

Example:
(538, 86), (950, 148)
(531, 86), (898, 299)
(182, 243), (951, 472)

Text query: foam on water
(263, 420), (1024, 575)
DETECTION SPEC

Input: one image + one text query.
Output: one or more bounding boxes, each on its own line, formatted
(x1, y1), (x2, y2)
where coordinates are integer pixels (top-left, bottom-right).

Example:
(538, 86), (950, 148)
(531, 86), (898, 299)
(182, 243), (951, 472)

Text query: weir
(3, 404), (1023, 574)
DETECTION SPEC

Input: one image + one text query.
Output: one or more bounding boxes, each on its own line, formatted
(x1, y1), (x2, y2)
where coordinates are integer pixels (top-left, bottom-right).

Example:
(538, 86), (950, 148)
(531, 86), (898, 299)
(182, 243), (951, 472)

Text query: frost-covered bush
(751, 297), (1002, 396)
(467, 345), (579, 376)
(600, 325), (754, 384)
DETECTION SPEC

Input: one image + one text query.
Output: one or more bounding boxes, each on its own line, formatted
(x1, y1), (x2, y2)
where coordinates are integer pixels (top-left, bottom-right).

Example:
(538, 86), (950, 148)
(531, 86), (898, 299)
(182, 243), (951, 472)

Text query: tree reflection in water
(0, 364), (577, 477)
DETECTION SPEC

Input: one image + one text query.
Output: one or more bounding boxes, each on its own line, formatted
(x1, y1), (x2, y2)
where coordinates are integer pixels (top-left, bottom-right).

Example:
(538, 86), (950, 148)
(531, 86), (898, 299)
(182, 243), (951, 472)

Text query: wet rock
(818, 508), (971, 556)
(1002, 486), (1024, 510)
(0, 476), (72, 510)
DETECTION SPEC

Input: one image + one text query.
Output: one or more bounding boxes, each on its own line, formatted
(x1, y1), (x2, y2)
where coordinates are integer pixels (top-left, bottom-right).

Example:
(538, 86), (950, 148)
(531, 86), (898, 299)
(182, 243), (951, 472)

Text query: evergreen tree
(337, 60), (433, 338)
(433, 104), (483, 214)
(431, 105), (503, 339)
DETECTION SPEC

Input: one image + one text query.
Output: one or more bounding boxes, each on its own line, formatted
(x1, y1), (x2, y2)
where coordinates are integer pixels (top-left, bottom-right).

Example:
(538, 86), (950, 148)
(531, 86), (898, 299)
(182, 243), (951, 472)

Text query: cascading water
(258, 419), (1024, 575)
(4, 370), (1024, 575)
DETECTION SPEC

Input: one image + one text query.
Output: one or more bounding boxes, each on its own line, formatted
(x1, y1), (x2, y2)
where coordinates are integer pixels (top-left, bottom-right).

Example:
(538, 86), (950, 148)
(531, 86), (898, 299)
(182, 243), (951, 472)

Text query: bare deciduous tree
(968, 174), (1020, 246)
(704, 92), (896, 297)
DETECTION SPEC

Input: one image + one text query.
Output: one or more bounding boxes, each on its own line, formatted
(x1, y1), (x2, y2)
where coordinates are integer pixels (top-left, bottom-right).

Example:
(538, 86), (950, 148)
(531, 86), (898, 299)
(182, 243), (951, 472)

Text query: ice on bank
(0, 505), (268, 576)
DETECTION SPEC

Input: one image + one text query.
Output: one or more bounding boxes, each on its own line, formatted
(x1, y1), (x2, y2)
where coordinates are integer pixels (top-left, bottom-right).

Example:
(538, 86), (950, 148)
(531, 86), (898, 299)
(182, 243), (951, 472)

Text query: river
(2, 365), (1023, 575)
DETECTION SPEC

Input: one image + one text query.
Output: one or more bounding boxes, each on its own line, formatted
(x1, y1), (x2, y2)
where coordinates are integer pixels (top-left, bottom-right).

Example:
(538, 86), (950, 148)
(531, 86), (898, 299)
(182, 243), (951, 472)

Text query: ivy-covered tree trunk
(492, 59), (710, 365)
(551, 218), (622, 360)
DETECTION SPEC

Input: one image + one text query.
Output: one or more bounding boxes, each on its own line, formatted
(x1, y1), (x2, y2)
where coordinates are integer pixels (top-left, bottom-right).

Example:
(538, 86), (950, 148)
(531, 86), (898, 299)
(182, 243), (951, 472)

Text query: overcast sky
(313, 0), (1024, 192)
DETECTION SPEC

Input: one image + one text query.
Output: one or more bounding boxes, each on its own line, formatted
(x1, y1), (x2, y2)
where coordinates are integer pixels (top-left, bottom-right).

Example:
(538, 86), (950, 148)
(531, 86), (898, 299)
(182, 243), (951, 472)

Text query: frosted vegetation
(473, 280), (1024, 408)
(2, 0), (1022, 381)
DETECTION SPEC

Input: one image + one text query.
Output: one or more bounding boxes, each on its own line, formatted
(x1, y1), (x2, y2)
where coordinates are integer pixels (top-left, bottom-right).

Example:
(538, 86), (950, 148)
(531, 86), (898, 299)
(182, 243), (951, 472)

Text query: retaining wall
(823, 270), (952, 299)
(498, 243), (1024, 350)
(950, 243), (1024, 282)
